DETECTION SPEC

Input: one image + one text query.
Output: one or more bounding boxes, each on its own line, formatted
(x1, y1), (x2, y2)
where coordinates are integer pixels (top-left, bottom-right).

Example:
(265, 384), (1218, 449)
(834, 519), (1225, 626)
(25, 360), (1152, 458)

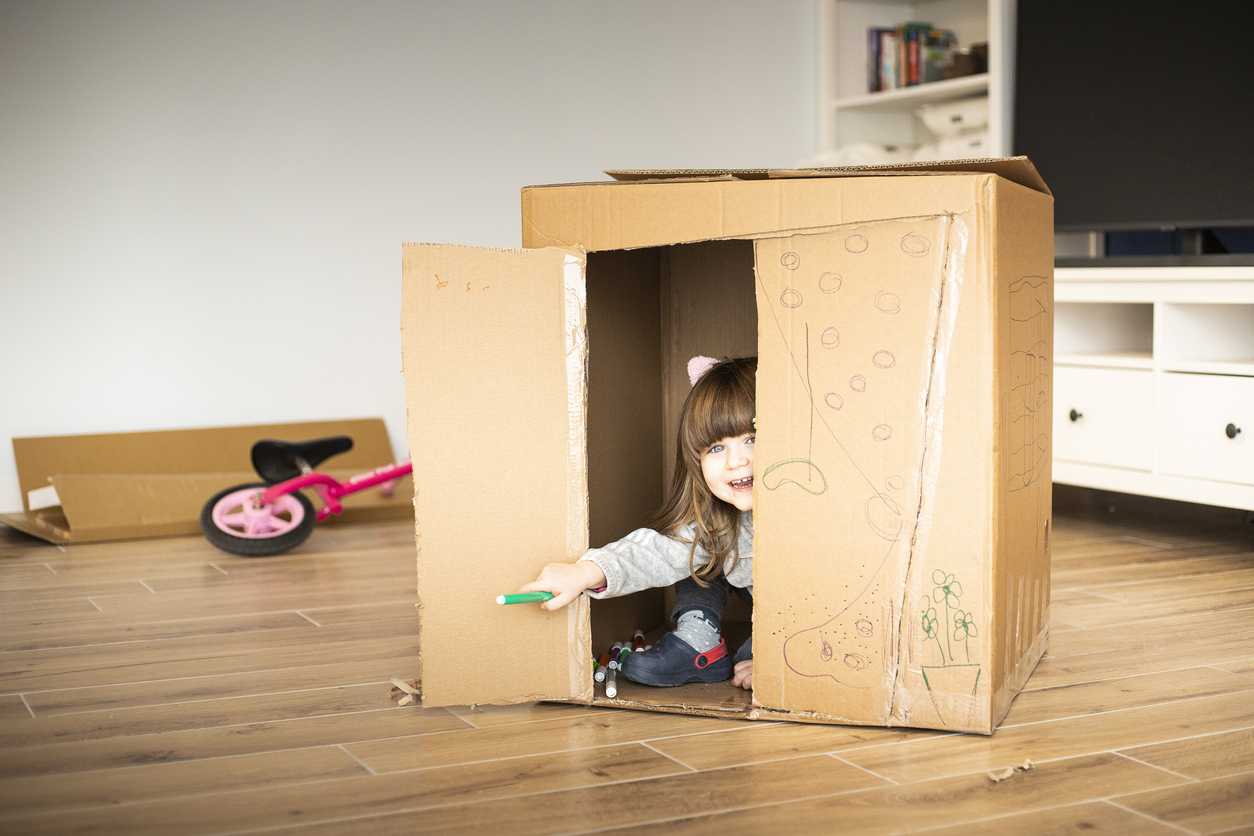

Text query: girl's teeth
(730, 478), (753, 489)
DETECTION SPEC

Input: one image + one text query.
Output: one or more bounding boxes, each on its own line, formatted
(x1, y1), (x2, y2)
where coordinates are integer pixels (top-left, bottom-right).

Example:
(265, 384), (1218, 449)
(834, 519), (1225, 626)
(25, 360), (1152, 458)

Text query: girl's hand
(732, 659), (753, 691)
(519, 560), (606, 611)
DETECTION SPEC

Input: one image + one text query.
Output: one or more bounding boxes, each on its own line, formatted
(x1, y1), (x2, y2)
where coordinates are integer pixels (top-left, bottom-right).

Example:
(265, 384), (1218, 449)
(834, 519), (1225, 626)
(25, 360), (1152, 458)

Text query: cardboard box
(401, 158), (1053, 734)
(2, 418), (412, 545)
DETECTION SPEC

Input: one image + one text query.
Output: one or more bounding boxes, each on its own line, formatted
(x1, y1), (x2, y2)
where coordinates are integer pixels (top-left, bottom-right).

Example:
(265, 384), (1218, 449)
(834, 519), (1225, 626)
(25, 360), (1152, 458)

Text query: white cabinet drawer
(1160, 373), (1254, 486)
(1054, 366), (1154, 470)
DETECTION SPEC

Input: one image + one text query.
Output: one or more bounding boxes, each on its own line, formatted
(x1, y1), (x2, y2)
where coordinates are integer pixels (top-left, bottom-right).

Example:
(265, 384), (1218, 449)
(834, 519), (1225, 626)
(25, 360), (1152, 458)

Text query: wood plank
(249, 752), (1178, 836)
(0, 611), (314, 653)
(0, 579), (150, 603)
(645, 719), (940, 771)
(0, 745), (366, 817)
(904, 799), (1183, 835)
(1046, 608), (1254, 658)
(1117, 772), (1254, 834)
(86, 586), (413, 621)
(1077, 566), (1254, 604)
(0, 614), (414, 687)
(1030, 631), (1254, 690)
(1053, 553), (1254, 589)
(444, 701), (614, 729)
(298, 600), (416, 626)
(0, 683), (395, 748)
(345, 709), (757, 773)
(1121, 726), (1254, 780)
(1058, 587), (1254, 630)
(0, 744), (687, 836)
(1216, 658), (1254, 679)
(0, 704), (469, 779)
(0, 693), (31, 724)
(0, 633), (417, 693)
(22, 655), (417, 715)
(1003, 666), (1254, 726)
(839, 691), (1254, 784)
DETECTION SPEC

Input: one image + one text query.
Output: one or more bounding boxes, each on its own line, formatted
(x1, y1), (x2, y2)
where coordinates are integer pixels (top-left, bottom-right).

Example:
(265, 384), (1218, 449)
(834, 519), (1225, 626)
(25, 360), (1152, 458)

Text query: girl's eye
(708, 444), (724, 454)
(746, 435), (755, 445)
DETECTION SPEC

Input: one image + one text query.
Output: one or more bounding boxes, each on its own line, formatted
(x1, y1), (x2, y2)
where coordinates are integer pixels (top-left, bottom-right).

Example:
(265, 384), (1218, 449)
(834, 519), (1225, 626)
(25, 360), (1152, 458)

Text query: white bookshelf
(1053, 266), (1254, 510)
(817, 0), (1014, 158)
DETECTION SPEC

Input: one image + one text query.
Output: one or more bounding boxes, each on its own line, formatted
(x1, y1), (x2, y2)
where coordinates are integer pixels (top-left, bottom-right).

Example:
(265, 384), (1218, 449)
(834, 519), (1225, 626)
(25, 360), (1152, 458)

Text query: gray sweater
(581, 512), (754, 598)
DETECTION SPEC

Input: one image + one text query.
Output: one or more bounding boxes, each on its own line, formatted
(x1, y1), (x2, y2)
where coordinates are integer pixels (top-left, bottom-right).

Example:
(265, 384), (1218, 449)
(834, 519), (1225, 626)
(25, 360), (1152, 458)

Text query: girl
(519, 355), (757, 691)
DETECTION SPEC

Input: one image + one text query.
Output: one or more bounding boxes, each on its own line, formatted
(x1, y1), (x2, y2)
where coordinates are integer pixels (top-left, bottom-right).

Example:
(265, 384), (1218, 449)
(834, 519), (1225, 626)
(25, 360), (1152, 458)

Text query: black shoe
(621, 633), (731, 686)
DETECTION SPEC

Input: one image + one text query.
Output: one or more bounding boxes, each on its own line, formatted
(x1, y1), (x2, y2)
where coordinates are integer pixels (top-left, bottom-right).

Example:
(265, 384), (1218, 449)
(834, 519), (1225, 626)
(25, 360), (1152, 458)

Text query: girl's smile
(701, 433), (755, 511)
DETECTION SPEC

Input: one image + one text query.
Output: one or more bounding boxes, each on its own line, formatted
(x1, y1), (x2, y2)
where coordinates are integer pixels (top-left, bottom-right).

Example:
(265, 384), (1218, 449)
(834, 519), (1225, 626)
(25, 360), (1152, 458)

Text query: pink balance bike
(200, 435), (412, 557)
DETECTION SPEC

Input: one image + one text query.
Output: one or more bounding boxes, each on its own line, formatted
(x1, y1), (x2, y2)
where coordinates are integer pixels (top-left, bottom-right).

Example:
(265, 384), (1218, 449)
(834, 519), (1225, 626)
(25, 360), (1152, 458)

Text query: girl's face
(700, 432), (755, 512)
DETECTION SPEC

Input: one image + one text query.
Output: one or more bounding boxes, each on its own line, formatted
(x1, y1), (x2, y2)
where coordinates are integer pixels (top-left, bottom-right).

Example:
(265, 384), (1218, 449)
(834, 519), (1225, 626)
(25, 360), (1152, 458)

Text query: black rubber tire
(200, 482), (316, 557)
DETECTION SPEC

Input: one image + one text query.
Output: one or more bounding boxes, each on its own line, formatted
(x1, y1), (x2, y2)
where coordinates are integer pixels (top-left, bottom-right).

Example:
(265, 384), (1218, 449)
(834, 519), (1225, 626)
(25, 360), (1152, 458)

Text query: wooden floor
(2, 488), (1253, 835)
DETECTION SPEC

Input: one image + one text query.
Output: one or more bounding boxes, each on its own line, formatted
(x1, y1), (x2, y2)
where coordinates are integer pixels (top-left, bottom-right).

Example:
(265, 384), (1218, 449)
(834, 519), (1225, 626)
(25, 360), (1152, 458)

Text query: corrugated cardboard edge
(601, 157), (1050, 197)
(563, 251), (595, 702)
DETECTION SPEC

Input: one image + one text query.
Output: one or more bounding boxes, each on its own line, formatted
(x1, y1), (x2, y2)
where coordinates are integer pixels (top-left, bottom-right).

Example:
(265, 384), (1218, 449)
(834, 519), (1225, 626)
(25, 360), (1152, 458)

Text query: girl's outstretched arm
(519, 560), (606, 611)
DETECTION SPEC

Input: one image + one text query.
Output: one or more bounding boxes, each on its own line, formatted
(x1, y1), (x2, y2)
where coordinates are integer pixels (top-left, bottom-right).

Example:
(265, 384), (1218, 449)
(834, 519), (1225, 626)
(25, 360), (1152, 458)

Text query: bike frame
(258, 458), (413, 522)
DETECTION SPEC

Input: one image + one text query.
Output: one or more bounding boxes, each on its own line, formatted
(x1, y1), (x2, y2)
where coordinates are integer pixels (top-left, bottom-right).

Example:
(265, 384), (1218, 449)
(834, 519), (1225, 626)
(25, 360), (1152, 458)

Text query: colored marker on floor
(605, 666), (618, 699)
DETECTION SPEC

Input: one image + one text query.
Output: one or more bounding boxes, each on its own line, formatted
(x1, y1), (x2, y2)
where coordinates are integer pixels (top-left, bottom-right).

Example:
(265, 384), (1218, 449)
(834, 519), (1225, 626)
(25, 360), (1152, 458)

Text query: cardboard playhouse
(401, 158), (1053, 734)
(2, 418), (412, 545)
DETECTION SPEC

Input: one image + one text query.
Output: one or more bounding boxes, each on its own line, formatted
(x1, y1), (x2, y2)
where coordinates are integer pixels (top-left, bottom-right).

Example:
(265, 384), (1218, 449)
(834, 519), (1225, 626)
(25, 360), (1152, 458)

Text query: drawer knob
(1069, 409), (1083, 422)
(1227, 423), (1242, 440)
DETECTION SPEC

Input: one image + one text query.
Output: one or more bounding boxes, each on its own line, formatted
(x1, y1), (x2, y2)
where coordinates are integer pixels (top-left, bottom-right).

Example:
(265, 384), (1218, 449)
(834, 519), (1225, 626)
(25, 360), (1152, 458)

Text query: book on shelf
(866, 23), (957, 93)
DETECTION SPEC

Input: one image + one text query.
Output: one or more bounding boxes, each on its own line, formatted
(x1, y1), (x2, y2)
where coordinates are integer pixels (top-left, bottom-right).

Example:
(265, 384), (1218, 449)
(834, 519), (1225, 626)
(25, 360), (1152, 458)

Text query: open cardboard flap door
(401, 244), (593, 706)
(752, 215), (973, 726)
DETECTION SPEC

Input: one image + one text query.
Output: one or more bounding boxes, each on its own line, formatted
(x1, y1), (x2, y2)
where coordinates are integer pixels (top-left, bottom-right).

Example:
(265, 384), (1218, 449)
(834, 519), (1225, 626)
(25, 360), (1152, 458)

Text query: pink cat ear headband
(687, 355), (718, 387)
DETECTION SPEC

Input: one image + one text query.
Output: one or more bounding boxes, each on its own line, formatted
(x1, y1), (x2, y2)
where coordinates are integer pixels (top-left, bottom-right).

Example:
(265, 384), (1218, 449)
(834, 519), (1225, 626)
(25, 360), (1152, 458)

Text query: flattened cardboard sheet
(401, 243), (592, 707)
(2, 418), (409, 544)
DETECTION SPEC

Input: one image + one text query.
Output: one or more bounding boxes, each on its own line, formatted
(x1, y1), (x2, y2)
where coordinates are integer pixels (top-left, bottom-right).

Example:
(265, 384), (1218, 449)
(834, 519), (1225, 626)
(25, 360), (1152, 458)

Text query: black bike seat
(251, 435), (354, 483)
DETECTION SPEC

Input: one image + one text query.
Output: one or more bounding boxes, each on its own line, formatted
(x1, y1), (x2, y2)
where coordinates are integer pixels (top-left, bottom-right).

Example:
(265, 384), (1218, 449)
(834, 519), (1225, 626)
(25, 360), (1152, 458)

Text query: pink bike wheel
(200, 482), (316, 557)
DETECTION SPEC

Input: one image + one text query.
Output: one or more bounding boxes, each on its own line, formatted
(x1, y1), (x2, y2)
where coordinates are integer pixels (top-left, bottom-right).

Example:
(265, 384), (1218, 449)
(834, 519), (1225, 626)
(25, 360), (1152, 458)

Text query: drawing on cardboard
(920, 568), (982, 725)
(1008, 276), (1051, 492)
(762, 459), (829, 495)
(754, 215), (968, 707)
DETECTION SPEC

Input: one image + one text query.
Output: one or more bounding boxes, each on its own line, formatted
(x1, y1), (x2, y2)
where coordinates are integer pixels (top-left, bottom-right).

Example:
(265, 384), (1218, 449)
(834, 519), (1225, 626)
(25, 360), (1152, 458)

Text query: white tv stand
(1053, 264), (1254, 511)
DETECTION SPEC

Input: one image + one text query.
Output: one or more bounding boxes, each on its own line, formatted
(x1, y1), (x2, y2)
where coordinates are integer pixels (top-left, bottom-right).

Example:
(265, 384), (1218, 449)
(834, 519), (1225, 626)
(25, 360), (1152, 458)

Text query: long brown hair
(649, 357), (757, 584)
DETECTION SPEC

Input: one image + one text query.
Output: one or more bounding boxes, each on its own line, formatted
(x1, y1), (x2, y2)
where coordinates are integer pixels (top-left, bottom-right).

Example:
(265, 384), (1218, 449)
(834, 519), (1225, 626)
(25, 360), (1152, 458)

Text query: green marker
(496, 591), (555, 605)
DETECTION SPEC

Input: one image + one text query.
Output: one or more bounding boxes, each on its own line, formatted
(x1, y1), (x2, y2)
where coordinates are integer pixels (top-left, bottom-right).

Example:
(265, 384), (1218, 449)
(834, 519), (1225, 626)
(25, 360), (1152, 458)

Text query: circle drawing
(885, 474), (905, 491)
(819, 272), (843, 293)
(872, 350), (896, 369)
(865, 491), (905, 541)
(872, 424), (893, 442)
(824, 392), (843, 411)
(901, 232), (931, 257)
(855, 619), (874, 638)
(821, 327), (840, 349)
(781, 251), (800, 270)
(874, 291), (902, 314)
(845, 235), (869, 253)
(780, 288), (804, 308)
(844, 653), (870, 671)
(821, 640), (833, 662)
(850, 374), (866, 392)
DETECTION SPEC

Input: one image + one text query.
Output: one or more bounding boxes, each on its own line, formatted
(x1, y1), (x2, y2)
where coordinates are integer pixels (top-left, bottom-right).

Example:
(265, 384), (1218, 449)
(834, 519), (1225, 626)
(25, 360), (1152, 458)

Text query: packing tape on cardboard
(562, 250), (594, 700)
(889, 213), (969, 724)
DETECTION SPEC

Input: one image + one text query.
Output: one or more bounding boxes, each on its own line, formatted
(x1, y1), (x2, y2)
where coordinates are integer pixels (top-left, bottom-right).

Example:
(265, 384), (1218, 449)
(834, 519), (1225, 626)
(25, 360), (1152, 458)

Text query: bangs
(689, 387), (755, 451)
(680, 358), (757, 455)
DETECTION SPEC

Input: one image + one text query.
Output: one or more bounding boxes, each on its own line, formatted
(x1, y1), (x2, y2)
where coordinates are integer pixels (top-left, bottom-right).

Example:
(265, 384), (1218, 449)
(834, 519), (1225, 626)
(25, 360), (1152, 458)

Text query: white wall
(0, 0), (817, 512)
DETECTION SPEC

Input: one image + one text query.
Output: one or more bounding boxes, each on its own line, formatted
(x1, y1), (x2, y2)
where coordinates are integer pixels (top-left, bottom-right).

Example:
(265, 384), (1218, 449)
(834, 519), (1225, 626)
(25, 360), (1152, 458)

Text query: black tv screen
(1013, 1), (1254, 232)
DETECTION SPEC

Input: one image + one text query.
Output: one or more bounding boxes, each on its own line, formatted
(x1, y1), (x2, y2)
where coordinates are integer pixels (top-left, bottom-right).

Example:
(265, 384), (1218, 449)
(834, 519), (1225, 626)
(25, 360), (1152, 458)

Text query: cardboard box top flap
(522, 168), (996, 254)
(602, 157), (1049, 197)
(12, 418), (396, 510)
